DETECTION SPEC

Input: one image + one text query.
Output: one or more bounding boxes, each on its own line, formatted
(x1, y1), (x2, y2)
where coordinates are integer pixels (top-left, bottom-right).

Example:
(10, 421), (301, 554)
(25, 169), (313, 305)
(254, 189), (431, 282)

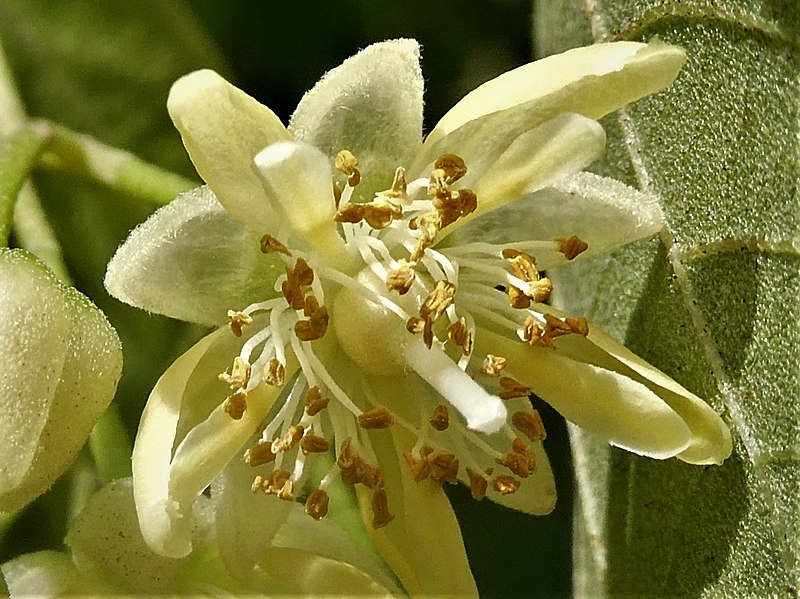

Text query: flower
(105, 39), (732, 593)
(0, 248), (121, 512)
(1, 478), (401, 596)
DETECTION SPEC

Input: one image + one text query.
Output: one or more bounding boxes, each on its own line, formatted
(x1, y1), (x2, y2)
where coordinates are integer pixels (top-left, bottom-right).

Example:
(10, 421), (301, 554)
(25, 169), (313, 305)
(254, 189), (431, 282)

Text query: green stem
(88, 406), (133, 484)
(37, 122), (197, 205)
(0, 125), (51, 247)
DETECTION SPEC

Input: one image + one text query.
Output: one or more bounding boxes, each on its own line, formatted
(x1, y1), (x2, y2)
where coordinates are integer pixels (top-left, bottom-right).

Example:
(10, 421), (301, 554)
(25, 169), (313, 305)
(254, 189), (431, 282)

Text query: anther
(499, 377), (531, 400)
(447, 318), (473, 355)
(556, 235), (589, 260)
(429, 404), (450, 431)
(363, 202), (398, 229)
(371, 489), (395, 529)
(334, 203), (365, 223)
(304, 295), (320, 317)
(333, 180), (343, 207)
(300, 433), (331, 455)
(466, 467), (488, 501)
(295, 305), (330, 341)
(223, 390), (248, 420)
(334, 149), (360, 184)
(251, 474), (267, 493)
(521, 316), (554, 348)
(496, 439), (536, 478)
(305, 489), (330, 520)
(512, 409), (547, 442)
(219, 357), (251, 389)
(292, 258), (314, 286)
(265, 469), (292, 495)
(428, 451), (459, 485)
(480, 354), (507, 377)
(406, 316), (425, 335)
(277, 479), (294, 501)
(387, 263), (416, 295)
(507, 251), (538, 282)
(403, 452), (431, 482)
(379, 166), (407, 199)
(264, 358), (286, 387)
(507, 286), (531, 309)
(271, 424), (305, 454)
(358, 407), (395, 429)
(420, 280), (456, 322)
(360, 464), (385, 490)
(260, 234), (291, 256)
(493, 475), (521, 495)
(227, 310), (253, 337)
(434, 153), (468, 184)
(244, 439), (276, 466)
(305, 386), (330, 416)
(527, 278), (553, 303)
(337, 438), (365, 485)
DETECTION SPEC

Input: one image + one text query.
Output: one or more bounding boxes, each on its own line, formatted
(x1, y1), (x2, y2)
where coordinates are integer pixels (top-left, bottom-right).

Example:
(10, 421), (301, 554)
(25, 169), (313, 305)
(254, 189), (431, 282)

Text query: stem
(0, 125), (51, 247)
(37, 122), (197, 205)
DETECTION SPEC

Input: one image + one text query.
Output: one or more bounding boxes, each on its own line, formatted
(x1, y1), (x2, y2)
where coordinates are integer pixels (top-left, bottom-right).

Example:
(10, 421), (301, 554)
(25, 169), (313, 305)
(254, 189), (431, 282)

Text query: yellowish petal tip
(167, 69), (226, 118)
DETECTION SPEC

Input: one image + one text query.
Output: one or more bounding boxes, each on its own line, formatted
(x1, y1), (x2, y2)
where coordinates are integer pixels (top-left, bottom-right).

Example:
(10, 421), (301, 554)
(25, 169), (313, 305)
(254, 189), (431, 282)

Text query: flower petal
(0, 249), (121, 512)
(427, 39), (686, 145)
(447, 171), (665, 269)
(478, 329), (693, 460)
(132, 327), (290, 558)
(289, 39), (424, 199)
(105, 186), (283, 326)
(1, 551), (83, 597)
(167, 69), (291, 230)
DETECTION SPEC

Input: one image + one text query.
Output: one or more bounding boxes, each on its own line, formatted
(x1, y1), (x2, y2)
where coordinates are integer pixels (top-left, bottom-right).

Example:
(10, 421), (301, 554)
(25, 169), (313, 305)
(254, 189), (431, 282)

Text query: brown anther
(428, 451), (460, 485)
(466, 467), (488, 501)
(493, 475), (521, 495)
(277, 479), (294, 501)
(305, 489), (330, 520)
(403, 452), (431, 482)
(507, 251), (538, 282)
(447, 318), (473, 355)
(363, 202), (396, 229)
(333, 180), (343, 207)
(223, 390), (248, 420)
(566, 316), (589, 336)
(281, 266), (306, 310)
(512, 437), (537, 472)
(499, 376), (531, 400)
(264, 358), (286, 387)
(259, 234), (291, 256)
(507, 286), (532, 309)
(304, 295), (320, 317)
(406, 315), (425, 335)
(429, 404), (450, 431)
(347, 169), (362, 187)
(337, 438), (365, 485)
(219, 357), (251, 389)
(428, 168), (448, 196)
(480, 354), (507, 377)
(556, 235), (589, 260)
(295, 305), (330, 341)
(227, 310), (253, 337)
(358, 407), (395, 429)
(521, 315), (554, 348)
(512, 409), (547, 442)
(387, 264), (416, 295)
(305, 386), (330, 416)
(528, 278), (554, 303)
(334, 203), (365, 223)
(382, 166), (408, 199)
(293, 258), (314, 286)
(496, 440), (535, 478)
(360, 464), (385, 490)
(371, 488), (395, 529)
(334, 149), (359, 175)
(244, 440), (276, 466)
(455, 188), (478, 217)
(271, 424), (305, 454)
(300, 434), (331, 455)
(422, 317), (434, 349)
(251, 474), (267, 493)
(420, 279), (456, 322)
(265, 469), (292, 495)
(435, 153), (468, 184)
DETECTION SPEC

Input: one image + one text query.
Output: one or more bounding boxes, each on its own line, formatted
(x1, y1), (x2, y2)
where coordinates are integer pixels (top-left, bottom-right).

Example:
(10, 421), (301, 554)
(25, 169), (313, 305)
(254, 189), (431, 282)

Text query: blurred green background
(0, 0), (575, 596)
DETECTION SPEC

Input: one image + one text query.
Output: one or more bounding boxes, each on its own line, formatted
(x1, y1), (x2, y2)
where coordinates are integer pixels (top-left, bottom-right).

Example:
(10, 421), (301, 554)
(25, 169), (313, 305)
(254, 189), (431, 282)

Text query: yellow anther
(428, 451), (460, 485)
(512, 437), (537, 472)
(499, 376), (531, 400)
(403, 452), (431, 482)
(219, 357), (251, 389)
(227, 310), (253, 337)
(223, 390), (248, 420)
(379, 166), (408, 200)
(305, 489), (330, 520)
(244, 439), (276, 466)
(414, 211), (441, 243)
(295, 305), (330, 341)
(466, 467), (488, 501)
(521, 315), (554, 348)
(264, 358), (286, 387)
(507, 251), (538, 282)
(447, 317), (473, 355)
(428, 168), (449, 196)
(264, 469), (292, 495)
(305, 386), (330, 416)
(334, 149), (359, 176)
(493, 475), (521, 495)
(512, 409), (547, 442)
(271, 424), (305, 454)
(556, 235), (589, 260)
(251, 474), (267, 493)
(496, 439), (536, 478)
(506, 286), (531, 309)
(429, 404), (450, 431)
(420, 279), (456, 322)
(434, 153), (468, 184)
(363, 202), (396, 229)
(387, 263), (416, 295)
(566, 316), (589, 336)
(406, 316), (425, 335)
(358, 406), (395, 429)
(528, 278), (554, 303)
(371, 488), (395, 529)
(334, 203), (365, 223)
(480, 354), (507, 377)
(259, 234), (291, 256)
(300, 433), (331, 455)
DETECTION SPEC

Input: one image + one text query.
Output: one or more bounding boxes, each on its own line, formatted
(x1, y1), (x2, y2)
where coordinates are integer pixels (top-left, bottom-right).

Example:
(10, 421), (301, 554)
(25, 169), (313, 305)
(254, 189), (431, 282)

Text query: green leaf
(534, 1), (799, 596)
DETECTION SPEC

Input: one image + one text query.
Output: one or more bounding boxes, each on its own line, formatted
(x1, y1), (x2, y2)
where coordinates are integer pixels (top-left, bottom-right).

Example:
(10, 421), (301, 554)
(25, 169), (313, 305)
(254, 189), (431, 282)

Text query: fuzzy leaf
(535, 1), (799, 596)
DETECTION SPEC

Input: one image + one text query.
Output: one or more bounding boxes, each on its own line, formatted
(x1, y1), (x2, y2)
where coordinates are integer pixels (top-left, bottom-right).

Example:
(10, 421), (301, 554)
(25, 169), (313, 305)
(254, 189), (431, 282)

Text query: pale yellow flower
(105, 39), (731, 595)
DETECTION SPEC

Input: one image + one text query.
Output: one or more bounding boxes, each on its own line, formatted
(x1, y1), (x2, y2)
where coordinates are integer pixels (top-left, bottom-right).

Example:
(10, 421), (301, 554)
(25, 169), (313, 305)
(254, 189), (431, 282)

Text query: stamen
(244, 439), (276, 466)
(387, 263), (416, 295)
(496, 439), (536, 477)
(447, 317), (473, 355)
(305, 386), (330, 416)
(512, 409), (548, 442)
(294, 305), (330, 341)
(435, 153), (468, 184)
(499, 377), (531, 400)
(337, 438), (365, 485)
(378, 167), (408, 201)
(466, 467), (488, 500)
(260, 234), (292, 256)
(223, 390), (248, 420)
(334, 203), (365, 223)
(371, 488), (395, 529)
(363, 201), (401, 230)
(227, 310), (253, 337)
(305, 489), (330, 520)
(493, 475), (521, 495)
(334, 149), (361, 187)
(480, 354), (507, 376)
(427, 450), (460, 485)
(300, 433), (331, 455)
(420, 280), (456, 323)
(271, 425), (305, 454)
(429, 404), (450, 431)
(520, 315), (554, 348)
(556, 235), (589, 260)
(219, 357), (251, 389)
(358, 407), (395, 429)
(264, 358), (286, 387)
(403, 452), (431, 481)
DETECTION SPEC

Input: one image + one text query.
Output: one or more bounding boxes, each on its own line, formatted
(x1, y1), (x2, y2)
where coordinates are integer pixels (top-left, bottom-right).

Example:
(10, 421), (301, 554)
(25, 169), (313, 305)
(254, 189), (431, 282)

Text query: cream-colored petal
(167, 69), (291, 231)
(427, 40), (686, 145)
(447, 172), (664, 269)
(105, 186), (282, 326)
(0, 250), (121, 512)
(478, 329), (692, 460)
(2, 551), (84, 597)
(290, 39), (424, 200)
(253, 141), (345, 260)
